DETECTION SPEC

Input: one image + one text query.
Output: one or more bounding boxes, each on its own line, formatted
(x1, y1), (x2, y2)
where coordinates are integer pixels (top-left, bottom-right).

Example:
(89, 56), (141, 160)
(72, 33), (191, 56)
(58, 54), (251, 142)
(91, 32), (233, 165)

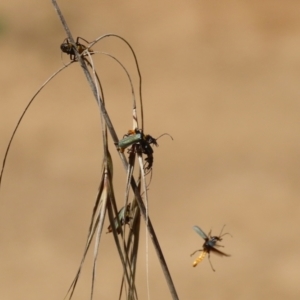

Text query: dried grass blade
(0, 63), (72, 192)
(64, 166), (106, 300)
(90, 170), (109, 300)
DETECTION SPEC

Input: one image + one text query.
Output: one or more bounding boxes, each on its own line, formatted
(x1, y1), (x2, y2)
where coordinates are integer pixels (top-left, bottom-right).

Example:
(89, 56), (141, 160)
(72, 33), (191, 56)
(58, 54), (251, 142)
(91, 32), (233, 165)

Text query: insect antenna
(218, 224), (233, 239)
(155, 133), (173, 143)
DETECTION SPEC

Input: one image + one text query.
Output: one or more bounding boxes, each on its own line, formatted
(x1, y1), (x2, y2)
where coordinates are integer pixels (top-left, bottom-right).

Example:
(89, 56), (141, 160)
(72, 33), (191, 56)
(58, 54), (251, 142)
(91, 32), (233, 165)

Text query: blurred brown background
(0, 0), (299, 299)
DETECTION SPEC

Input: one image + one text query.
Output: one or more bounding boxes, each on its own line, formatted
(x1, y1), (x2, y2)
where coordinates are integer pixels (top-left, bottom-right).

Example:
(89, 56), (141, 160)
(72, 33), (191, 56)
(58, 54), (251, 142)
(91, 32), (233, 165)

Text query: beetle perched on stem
(116, 128), (172, 170)
(106, 203), (132, 234)
(117, 129), (144, 153)
(60, 36), (94, 61)
(191, 225), (231, 271)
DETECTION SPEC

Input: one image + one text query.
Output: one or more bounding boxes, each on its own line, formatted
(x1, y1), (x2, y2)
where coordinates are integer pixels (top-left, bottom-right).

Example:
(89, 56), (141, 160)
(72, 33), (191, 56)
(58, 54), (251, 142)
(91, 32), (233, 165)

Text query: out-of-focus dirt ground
(0, 1), (299, 299)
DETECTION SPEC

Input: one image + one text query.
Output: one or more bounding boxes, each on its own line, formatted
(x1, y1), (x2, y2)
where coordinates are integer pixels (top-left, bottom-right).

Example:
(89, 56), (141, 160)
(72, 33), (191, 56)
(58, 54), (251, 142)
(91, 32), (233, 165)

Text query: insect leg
(190, 249), (201, 256)
(207, 252), (216, 272)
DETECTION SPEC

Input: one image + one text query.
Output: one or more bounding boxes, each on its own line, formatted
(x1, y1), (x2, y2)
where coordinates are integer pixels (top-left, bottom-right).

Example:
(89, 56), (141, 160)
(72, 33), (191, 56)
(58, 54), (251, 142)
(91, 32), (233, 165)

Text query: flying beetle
(60, 36), (94, 61)
(106, 203), (132, 234)
(191, 225), (231, 271)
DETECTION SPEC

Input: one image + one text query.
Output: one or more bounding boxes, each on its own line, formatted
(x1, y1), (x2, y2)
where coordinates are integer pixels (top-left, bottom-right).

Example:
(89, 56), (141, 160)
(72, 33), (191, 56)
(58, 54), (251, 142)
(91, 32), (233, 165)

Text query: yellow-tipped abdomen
(193, 250), (207, 267)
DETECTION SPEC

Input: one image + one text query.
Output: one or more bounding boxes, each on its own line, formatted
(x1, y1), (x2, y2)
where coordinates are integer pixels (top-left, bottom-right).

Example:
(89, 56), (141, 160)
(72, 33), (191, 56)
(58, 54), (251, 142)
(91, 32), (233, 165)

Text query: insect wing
(210, 247), (231, 257)
(117, 132), (143, 150)
(193, 225), (208, 240)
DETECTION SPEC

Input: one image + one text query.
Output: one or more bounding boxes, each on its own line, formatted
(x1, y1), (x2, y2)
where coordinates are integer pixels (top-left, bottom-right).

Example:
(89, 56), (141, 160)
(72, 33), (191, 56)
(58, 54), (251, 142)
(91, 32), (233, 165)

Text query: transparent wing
(210, 247), (231, 257)
(193, 225), (208, 240)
